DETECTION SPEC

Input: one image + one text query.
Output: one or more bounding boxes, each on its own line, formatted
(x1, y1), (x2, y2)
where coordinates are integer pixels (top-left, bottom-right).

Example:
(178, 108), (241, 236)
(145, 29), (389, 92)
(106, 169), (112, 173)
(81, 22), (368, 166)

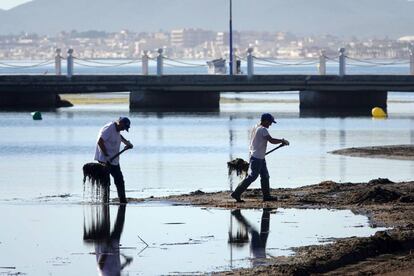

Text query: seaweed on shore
(351, 186), (402, 204)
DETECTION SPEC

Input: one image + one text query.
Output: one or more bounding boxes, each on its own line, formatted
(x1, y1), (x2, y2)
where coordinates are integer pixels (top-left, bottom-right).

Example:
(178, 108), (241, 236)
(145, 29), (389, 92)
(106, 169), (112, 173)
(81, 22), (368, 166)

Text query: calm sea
(0, 62), (413, 202)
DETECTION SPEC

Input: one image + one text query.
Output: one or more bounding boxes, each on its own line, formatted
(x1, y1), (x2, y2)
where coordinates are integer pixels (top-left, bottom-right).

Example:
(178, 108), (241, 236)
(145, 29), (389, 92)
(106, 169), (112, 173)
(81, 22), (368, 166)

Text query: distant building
(215, 31), (240, 47)
(170, 28), (215, 48)
(215, 32), (226, 47)
(0, 29), (410, 60)
(276, 45), (303, 58)
(398, 36), (414, 43)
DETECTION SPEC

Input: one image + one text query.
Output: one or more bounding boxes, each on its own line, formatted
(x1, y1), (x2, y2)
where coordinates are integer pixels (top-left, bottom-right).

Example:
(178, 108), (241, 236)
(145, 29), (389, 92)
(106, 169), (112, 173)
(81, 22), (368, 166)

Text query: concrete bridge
(1, 74), (414, 110)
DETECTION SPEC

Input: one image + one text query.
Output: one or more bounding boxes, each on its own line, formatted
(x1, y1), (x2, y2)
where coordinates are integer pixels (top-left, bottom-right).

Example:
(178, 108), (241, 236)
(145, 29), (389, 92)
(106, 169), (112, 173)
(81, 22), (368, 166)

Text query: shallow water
(0, 80), (413, 274)
(0, 203), (386, 275)
(0, 92), (413, 202)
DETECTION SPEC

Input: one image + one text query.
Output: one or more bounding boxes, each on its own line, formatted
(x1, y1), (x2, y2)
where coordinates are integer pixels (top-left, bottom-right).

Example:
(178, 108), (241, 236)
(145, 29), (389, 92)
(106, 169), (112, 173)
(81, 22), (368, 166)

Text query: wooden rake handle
(265, 143), (286, 156)
(109, 146), (132, 162)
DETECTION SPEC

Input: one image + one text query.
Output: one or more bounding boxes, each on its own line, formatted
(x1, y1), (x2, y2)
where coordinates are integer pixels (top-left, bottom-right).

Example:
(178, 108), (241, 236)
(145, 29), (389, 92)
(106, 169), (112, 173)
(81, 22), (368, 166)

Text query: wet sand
(330, 145), (414, 161)
(147, 180), (414, 275)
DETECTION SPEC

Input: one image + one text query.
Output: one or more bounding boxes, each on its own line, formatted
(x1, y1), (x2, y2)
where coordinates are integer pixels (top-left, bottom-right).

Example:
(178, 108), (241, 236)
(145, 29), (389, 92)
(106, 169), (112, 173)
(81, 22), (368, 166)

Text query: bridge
(1, 74), (414, 110)
(2, 47), (414, 110)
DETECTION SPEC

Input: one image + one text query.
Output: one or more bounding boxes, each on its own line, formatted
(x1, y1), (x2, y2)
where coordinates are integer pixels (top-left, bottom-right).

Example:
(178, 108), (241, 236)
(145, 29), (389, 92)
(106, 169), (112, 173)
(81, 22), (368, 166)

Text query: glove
(282, 139), (290, 146)
(124, 141), (134, 149)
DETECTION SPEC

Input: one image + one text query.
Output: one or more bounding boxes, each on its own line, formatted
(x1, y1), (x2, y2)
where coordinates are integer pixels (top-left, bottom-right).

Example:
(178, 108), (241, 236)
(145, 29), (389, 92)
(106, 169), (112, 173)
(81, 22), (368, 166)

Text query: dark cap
(119, 117), (131, 131)
(261, 113), (276, 123)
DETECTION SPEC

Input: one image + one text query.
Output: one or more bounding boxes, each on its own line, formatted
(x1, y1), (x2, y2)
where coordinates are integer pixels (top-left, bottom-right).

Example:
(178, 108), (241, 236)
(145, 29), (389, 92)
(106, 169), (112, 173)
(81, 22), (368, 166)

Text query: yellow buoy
(371, 107), (387, 118)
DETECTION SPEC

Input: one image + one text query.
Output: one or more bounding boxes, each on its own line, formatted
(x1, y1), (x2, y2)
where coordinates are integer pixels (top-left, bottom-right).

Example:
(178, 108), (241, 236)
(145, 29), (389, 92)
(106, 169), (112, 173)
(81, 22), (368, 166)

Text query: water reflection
(339, 119), (347, 181)
(411, 119), (414, 176)
(228, 115), (235, 191)
(319, 120), (327, 180)
(157, 116), (165, 188)
(83, 205), (132, 275)
(1, 99), (414, 201)
(299, 108), (373, 118)
(229, 209), (272, 267)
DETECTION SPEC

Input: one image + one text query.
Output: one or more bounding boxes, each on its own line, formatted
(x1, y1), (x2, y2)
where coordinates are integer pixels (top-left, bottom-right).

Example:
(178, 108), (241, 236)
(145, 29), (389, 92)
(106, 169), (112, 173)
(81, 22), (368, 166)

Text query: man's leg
(231, 157), (262, 201)
(259, 159), (271, 200)
(110, 165), (127, 204)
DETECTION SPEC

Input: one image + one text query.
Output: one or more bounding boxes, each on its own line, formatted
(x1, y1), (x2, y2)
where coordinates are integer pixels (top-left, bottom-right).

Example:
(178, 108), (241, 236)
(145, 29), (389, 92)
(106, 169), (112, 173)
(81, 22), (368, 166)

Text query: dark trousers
(109, 164), (127, 203)
(232, 157), (270, 199)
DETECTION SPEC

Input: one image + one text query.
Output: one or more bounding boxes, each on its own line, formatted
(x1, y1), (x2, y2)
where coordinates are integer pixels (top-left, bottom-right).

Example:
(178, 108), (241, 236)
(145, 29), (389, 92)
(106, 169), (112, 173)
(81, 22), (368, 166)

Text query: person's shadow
(83, 205), (132, 275)
(229, 208), (272, 266)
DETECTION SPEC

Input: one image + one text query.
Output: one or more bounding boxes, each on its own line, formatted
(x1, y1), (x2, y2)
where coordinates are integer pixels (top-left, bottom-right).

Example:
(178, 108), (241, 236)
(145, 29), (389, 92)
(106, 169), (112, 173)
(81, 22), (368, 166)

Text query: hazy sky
(0, 0), (31, 10)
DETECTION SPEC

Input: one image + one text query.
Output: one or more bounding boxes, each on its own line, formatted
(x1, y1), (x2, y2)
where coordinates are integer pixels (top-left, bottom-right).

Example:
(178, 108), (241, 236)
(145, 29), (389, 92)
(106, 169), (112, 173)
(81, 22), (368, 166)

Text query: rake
(227, 144), (285, 177)
(82, 146), (131, 202)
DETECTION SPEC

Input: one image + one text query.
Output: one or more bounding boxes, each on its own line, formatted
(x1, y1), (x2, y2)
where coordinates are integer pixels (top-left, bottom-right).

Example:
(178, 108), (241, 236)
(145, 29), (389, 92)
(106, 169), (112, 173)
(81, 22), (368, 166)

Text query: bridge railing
(0, 47), (413, 77)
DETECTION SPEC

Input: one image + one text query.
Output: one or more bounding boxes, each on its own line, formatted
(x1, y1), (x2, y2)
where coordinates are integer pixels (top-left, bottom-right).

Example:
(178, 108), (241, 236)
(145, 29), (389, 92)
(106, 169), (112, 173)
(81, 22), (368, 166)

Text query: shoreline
(60, 93), (299, 105)
(145, 179), (414, 275)
(330, 145), (414, 161)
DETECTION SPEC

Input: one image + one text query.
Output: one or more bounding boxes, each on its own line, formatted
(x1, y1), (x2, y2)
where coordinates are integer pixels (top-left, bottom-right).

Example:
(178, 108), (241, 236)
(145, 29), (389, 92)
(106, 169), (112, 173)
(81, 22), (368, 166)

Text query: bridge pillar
(67, 49), (74, 78)
(55, 48), (62, 76)
(299, 90), (387, 110)
(318, 50), (326, 75)
(142, 50), (149, 75)
(157, 48), (164, 76)
(410, 44), (414, 75)
(247, 47), (254, 78)
(130, 90), (220, 110)
(339, 48), (346, 77)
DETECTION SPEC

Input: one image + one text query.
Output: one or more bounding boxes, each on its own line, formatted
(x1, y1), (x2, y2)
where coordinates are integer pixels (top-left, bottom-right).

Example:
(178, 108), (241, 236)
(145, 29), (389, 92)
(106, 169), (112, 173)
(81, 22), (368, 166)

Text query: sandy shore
(330, 145), (414, 161)
(145, 179), (414, 275)
(60, 94), (128, 105)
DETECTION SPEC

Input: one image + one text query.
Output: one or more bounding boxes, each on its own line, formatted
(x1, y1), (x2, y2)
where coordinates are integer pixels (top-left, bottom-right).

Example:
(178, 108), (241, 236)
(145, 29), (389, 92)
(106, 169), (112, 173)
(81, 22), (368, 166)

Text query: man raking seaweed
(229, 113), (289, 203)
(83, 117), (133, 204)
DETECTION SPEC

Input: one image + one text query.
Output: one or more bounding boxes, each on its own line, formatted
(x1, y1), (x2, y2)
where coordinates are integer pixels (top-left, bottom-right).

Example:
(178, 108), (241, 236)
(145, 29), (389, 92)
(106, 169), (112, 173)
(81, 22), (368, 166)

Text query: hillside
(0, 0), (412, 37)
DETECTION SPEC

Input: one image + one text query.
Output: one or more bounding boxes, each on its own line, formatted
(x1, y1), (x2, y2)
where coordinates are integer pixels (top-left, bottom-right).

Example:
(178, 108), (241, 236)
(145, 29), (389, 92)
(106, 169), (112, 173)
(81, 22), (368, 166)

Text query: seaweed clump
(227, 158), (249, 177)
(82, 162), (110, 202)
(351, 186), (402, 204)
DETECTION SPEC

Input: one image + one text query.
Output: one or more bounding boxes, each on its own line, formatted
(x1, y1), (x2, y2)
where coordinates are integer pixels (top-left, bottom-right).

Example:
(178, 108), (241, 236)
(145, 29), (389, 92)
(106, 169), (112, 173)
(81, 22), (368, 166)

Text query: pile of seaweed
(351, 186), (402, 204)
(287, 231), (414, 275)
(227, 158), (249, 177)
(344, 179), (414, 205)
(82, 162), (110, 202)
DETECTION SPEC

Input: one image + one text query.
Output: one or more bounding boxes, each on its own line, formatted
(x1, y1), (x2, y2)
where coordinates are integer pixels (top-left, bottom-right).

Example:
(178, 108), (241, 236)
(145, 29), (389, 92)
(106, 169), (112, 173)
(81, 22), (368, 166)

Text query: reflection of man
(83, 205), (132, 275)
(230, 208), (272, 266)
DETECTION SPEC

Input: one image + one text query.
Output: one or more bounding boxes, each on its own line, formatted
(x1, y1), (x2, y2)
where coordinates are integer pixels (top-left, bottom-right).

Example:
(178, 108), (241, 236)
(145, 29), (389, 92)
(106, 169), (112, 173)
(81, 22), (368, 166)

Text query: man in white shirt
(231, 113), (289, 202)
(95, 117), (133, 204)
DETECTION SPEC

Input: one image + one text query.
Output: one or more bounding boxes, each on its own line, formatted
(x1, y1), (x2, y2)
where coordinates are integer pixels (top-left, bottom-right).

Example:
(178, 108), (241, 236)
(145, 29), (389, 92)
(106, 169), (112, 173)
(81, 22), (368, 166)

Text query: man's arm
(120, 135), (133, 149)
(97, 137), (109, 157)
(265, 135), (289, 146)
